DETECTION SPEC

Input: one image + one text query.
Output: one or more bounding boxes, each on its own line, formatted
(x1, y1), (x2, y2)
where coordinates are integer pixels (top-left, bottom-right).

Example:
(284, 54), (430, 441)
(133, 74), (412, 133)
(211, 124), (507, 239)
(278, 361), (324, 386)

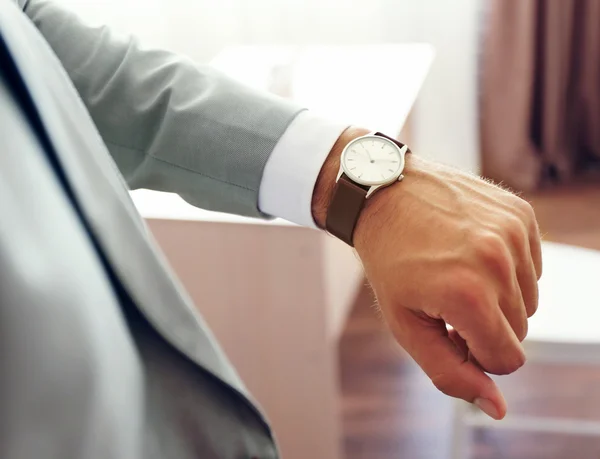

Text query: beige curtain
(480, 0), (600, 191)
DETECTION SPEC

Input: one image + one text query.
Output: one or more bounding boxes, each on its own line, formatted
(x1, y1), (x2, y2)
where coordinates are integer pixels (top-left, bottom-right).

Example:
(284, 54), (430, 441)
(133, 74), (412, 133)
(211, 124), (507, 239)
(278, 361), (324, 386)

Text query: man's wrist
(311, 126), (371, 228)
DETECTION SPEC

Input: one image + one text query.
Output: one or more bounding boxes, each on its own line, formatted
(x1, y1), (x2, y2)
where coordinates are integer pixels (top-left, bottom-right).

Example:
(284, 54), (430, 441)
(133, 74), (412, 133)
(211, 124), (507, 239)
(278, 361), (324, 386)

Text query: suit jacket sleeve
(21, 0), (304, 217)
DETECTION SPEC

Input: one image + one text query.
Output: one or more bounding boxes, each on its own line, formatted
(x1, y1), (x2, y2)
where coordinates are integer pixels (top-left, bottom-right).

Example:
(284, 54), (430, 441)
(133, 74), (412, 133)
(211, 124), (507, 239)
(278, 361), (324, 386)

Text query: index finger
(442, 278), (527, 375)
(386, 308), (507, 419)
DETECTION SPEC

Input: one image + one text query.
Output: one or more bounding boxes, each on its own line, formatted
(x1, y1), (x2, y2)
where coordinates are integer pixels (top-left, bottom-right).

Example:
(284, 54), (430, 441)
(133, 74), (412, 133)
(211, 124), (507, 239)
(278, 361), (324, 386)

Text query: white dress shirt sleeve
(258, 110), (348, 228)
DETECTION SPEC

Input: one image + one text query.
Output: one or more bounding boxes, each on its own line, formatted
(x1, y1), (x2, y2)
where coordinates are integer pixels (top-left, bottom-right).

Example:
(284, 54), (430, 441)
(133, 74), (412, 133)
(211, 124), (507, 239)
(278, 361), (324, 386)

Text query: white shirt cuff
(258, 110), (348, 228)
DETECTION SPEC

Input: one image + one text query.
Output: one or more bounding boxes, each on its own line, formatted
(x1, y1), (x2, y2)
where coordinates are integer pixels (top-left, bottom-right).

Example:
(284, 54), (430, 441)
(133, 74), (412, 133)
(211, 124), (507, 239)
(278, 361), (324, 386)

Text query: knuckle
(521, 200), (537, 223)
(515, 347), (527, 368)
(516, 318), (528, 342)
(430, 360), (473, 397)
(510, 196), (539, 234)
(474, 232), (507, 262)
(487, 348), (527, 375)
(431, 371), (459, 397)
(527, 284), (540, 318)
(505, 217), (527, 246)
(449, 269), (488, 311)
(505, 349), (527, 373)
(513, 196), (536, 221)
(473, 232), (513, 282)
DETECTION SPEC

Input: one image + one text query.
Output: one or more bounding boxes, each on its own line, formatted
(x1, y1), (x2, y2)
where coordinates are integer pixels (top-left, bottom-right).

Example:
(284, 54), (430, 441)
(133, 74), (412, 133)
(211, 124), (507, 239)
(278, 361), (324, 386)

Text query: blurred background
(53, 0), (600, 458)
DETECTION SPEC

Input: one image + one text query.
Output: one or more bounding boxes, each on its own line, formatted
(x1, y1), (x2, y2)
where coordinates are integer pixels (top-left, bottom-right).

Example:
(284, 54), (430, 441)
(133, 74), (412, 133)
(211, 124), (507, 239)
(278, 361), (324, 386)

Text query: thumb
(386, 308), (507, 420)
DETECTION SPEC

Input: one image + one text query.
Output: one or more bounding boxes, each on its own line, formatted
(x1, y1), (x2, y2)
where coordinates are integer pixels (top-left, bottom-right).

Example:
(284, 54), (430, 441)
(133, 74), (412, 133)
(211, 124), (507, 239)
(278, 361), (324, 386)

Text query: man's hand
(312, 128), (542, 420)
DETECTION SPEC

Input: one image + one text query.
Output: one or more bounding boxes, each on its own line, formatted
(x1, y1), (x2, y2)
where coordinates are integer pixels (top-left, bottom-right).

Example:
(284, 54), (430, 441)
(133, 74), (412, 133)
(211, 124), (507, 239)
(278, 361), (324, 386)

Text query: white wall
(385, 0), (483, 172)
(54, 0), (482, 171)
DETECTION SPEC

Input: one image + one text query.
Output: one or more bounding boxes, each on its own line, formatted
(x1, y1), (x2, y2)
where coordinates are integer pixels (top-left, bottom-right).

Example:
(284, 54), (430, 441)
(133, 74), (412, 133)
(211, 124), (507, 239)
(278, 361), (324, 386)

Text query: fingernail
(474, 398), (500, 420)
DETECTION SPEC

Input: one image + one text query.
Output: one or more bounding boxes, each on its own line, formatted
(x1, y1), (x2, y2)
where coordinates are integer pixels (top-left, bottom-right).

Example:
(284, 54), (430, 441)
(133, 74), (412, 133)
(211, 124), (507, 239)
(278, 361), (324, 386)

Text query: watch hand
(361, 144), (374, 162)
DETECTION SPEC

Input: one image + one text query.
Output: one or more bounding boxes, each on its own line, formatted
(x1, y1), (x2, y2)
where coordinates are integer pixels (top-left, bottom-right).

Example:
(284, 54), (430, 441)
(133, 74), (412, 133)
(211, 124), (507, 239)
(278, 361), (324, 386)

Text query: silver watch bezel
(337, 134), (408, 195)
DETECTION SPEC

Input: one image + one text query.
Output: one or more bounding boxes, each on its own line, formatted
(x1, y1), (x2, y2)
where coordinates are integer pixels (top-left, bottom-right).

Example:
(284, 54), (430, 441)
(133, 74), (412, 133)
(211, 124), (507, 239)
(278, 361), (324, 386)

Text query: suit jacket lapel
(0, 0), (254, 405)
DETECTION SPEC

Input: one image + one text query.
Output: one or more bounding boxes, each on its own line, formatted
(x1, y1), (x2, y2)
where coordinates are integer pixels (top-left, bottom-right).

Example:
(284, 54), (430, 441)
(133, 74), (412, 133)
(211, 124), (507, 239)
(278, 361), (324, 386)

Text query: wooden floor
(339, 183), (600, 459)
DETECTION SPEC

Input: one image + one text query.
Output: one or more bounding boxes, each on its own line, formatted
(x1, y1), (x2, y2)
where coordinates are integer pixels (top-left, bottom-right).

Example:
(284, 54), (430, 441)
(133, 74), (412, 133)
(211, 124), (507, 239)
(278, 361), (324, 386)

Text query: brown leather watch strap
(374, 131), (411, 153)
(325, 133), (409, 247)
(325, 175), (368, 246)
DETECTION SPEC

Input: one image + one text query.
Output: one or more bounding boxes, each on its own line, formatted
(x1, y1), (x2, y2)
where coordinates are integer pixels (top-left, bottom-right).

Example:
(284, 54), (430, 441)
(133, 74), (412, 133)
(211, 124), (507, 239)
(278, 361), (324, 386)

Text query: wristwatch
(325, 132), (410, 246)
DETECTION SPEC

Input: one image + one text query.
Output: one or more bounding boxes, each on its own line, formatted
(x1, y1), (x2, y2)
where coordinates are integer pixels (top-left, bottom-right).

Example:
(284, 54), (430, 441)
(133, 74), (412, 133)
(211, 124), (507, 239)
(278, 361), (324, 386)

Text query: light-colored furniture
(452, 242), (600, 459)
(210, 44), (434, 134)
(132, 44), (433, 459)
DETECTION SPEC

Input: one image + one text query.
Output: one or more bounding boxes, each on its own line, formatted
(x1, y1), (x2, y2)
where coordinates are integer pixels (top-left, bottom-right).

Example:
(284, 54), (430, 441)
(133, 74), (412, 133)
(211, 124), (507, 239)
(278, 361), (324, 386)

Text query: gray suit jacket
(0, 0), (303, 457)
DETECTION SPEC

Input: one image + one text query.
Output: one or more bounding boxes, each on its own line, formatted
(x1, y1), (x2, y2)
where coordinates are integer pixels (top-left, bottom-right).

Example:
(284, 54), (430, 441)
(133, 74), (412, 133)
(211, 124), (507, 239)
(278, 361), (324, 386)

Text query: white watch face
(341, 135), (405, 186)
